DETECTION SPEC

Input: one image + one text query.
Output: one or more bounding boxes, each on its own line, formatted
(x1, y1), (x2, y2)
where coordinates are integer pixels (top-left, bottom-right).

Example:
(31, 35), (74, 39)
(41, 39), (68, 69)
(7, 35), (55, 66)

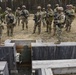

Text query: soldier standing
(0, 7), (3, 22)
(42, 8), (46, 27)
(5, 7), (9, 14)
(5, 8), (16, 36)
(54, 7), (65, 44)
(33, 6), (42, 34)
(46, 4), (54, 33)
(54, 4), (59, 13)
(15, 7), (21, 26)
(20, 5), (29, 30)
(0, 21), (4, 45)
(65, 5), (75, 32)
(53, 4), (59, 35)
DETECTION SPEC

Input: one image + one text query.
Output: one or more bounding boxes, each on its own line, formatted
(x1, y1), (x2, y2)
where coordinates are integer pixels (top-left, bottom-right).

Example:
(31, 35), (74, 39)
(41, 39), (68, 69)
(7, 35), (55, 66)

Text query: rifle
(33, 14), (41, 24)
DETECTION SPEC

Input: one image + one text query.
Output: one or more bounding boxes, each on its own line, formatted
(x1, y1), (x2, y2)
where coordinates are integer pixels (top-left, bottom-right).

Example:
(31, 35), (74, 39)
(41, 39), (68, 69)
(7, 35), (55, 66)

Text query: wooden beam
(31, 42), (76, 47)
(53, 67), (76, 74)
(41, 68), (53, 75)
(32, 59), (76, 74)
(41, 69), (46, 75)
(32, 59), (76, 69)
(45, 69), (53, 75)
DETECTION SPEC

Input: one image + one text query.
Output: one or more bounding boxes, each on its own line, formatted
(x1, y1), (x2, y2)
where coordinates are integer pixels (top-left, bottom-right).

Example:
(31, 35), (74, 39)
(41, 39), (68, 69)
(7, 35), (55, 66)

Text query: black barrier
(32, 43), (76, 60)
(0, 47), (16, 72)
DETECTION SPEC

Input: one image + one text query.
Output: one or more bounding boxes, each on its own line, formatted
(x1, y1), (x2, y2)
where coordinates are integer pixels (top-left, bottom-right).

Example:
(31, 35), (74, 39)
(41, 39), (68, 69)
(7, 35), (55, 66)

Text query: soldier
(0, 7), (3, 22)
(74, 6), (76, 13)
(42, 8), (46, 27)
(46, 4), (54, 33)
(65, 4), (75, 32)
(0, 21), (4, 45)
(20, 5), (29, 30)
(54, 4), (59, 13)
(15, 7), (21, 26)
(54, 7), (65, 44)
(5, 8), (16, 36)
(33, 6), (42, 34)
(53, 4), (59, 35)
(5, 7), (9, 14)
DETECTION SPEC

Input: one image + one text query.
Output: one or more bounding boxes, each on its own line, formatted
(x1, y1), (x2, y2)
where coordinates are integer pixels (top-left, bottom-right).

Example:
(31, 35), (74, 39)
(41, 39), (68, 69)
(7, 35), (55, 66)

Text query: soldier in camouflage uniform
(15, 7), (21, 26)
(0, 20), (4, 44)
(54, 4), (59, 13)
(65, 5), (75, 32)
(53, 4), (59, 35)
(74, 6), (76, 13)
(0, 7), (3, 22)
(5, 8), (16, 36)
(54, 7), (65, 44)
(5, 7), (9, 14)
(42, 8), (46, 27)
(46, 4), (54, 33)
(33, 6), (42, 34)
(20, 5), (29, 30)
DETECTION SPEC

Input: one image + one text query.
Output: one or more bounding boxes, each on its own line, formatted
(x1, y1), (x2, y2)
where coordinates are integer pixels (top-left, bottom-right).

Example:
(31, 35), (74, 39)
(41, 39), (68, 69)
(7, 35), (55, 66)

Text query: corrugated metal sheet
(32, 42), (76, 60)
(0, 47), (16, 71)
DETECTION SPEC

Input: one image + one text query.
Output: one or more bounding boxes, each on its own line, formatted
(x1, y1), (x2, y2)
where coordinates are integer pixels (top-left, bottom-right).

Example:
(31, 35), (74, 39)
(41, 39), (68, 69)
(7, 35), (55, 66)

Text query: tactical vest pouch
(21, 10), (28, 18)
(57, 24), (64, 28)
(8, 15), (14, 23)
(49, 16), (54, 21)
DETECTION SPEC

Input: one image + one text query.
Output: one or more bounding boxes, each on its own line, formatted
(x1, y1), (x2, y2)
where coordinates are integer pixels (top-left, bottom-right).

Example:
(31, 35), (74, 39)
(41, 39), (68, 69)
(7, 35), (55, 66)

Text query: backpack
(21, 10), (28, 18)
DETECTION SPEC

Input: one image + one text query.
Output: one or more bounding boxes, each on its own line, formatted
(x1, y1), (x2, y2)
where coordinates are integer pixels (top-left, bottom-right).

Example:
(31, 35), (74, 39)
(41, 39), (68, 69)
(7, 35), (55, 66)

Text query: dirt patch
(1, 15), (76, 44)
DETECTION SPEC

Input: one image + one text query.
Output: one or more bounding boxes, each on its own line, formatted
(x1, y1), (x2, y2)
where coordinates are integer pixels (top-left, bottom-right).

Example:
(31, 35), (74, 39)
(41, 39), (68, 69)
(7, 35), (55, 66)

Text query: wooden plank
(45, 69), (53, 75)
(31, 42), (76, 47)
(32, 59), (76, 69)
(53, 68), (76, 74)
(41, 69), (46, 75)
(45, 69), (51, 75)
(39, 68), (76, 75)
(11, 39), (36, 46)
(41, 68), (53, 75)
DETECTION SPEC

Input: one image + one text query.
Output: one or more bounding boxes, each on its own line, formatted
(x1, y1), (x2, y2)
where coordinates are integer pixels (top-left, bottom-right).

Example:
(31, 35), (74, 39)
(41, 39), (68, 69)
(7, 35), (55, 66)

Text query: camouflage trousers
(0, 34), (1, 44)
(16, 16), (20, 26)
(65, 18), (73, 32)
(53, 23), (56, 35)
(33, 22), (41, 34)
(0, 29), (3, 39)
(7, 23), (14, 36)
(42, 18), (46, 27)
(46, 17), (53, 33)
(21, 18), (28, 30)
(46, 20), (52, 33)
(0, 34), (2, 39)
(56, 25), (62, 42)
